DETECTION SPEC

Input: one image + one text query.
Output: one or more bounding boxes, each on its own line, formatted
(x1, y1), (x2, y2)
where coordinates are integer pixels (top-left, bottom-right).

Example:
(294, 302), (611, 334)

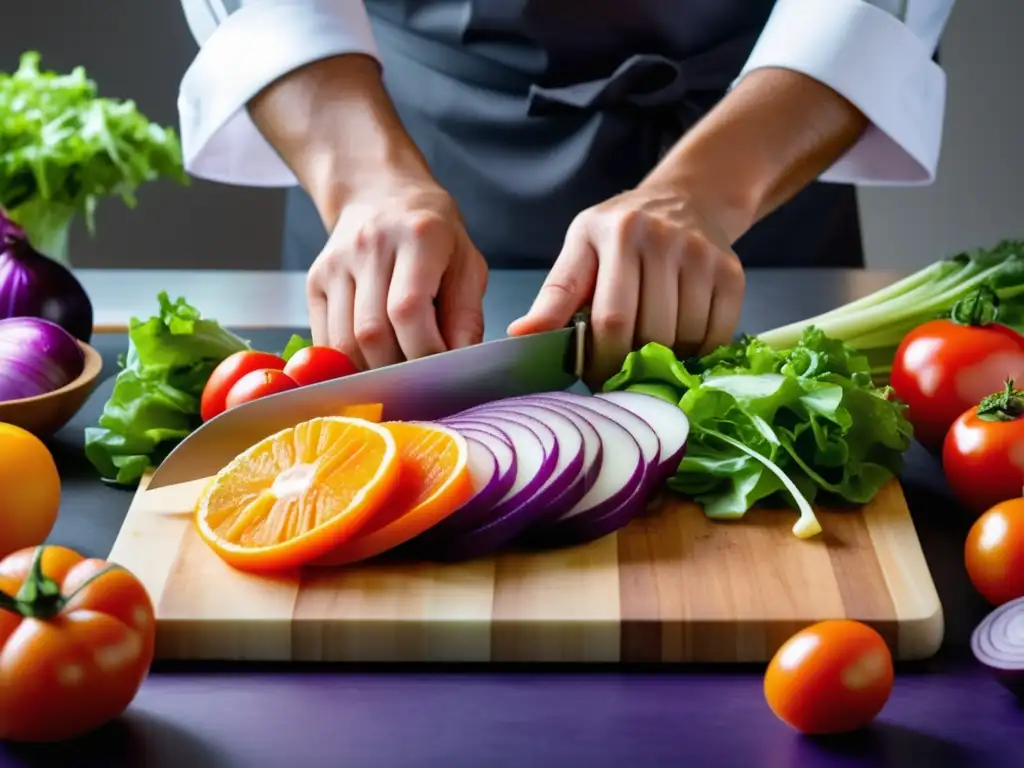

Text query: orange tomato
(764, 620), (894, 735)
(965, 498), (1024, 606)
(0, 546), (156, 742)
(0, 423), (61, 558)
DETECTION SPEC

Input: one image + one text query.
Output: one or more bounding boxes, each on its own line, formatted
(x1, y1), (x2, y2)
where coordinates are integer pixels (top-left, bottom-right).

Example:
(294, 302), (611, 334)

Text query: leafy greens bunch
(85, 293), (249, 486)
(0, 51), (188, 254)
(758, 239), (1024, 381)
(603, 328), (913, 538)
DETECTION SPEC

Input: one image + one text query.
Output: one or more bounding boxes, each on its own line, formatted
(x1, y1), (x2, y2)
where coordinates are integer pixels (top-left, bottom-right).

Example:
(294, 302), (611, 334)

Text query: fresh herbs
(603, 328), (913, 538)
(84, 293), (249, 486)
(758, 240), (1024, 381)
(0, 52), (188, 256)
(281, 334), (312, 361)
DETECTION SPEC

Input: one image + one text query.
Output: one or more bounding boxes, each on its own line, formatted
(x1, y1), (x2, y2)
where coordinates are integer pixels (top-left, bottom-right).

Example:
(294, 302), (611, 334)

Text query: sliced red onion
(407, 428), (518, 547)
(971, 596), (1024, 696)
(536, 392), (661, 491)
(596, 391), (689, 479)
(436, 415), (555, 536)
(455, 401), (597, 519)
(528, 479), (648, 548)
(518, 398), (644, 527)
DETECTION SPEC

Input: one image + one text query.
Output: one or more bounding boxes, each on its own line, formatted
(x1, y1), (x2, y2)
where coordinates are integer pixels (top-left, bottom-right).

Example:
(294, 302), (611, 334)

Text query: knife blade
(146, 321), (586, 489)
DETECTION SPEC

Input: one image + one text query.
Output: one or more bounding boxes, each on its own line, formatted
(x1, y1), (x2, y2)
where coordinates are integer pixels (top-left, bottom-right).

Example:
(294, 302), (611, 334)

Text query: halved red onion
(971, 596), (1024, 696)
(437, 414), (555, 536)
(455, 401), (599, 519)
(596, 391), (689, 479)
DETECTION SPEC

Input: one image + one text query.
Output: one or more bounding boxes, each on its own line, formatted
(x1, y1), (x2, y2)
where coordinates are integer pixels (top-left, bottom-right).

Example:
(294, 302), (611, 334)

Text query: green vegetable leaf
(604, 328), (913, 536)
(281, 334), (312, 362)
(84, 292), (249, 486)
(0, 51), (188, 250)
(757, 240), (1024, 382)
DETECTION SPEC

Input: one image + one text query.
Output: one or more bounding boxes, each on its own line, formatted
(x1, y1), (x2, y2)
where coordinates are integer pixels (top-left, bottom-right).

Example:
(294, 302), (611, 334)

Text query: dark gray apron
(283, 0), (863, 271)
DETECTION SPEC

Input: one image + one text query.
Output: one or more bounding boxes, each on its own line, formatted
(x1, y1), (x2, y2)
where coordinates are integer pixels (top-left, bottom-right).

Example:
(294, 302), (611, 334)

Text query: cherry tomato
(764, 620), (894, 735)
(283, 346), (360, 387)
(942, 381), (1024, 514)
(0, 545), (156, 742)
(224, 368), (298, 410)
(890, 291), (1024, 450)
(201, 350), (287, 421)
(964, 498), (1024, 606)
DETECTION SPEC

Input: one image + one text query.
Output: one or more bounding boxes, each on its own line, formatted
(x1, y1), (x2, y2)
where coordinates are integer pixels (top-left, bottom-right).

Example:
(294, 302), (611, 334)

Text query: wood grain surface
(108, 474), (944, 663)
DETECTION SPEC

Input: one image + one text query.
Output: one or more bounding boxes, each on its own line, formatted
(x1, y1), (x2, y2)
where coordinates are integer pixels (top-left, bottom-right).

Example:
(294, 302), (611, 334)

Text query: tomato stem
(950, 285), (1000, 326)
(0, 546), (122, 620)
(977, 378), (1024, 422)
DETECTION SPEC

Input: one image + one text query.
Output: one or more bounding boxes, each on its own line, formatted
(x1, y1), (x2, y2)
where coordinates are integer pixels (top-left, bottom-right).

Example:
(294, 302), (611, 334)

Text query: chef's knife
(146, 320), (587, 489)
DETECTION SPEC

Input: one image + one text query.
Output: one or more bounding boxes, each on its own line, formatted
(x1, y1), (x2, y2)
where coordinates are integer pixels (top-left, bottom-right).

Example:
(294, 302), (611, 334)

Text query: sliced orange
(337, 403), (384, 422)
(195, 416), (399, 572)
(313, 421), (474, 566)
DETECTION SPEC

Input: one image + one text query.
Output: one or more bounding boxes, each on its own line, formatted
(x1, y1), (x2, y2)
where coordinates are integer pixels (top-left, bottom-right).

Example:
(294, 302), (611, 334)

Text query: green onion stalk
(756, 240), (1024, 382)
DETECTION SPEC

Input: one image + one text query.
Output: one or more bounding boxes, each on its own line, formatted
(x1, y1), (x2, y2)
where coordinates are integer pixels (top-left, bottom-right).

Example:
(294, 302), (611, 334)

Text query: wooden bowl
(0, 341), (103, 437)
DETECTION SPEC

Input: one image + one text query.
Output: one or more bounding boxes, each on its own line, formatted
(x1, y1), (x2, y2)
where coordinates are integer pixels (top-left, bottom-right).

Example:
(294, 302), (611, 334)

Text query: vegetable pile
(0, 51), (187, 256)
(193, 390), (690, 572)
(758, 239), (1024, 383)
(603, 328), (912, 538)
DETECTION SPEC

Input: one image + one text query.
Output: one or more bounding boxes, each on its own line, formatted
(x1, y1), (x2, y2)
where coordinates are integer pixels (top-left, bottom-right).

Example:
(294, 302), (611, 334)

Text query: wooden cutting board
(108, 472), (944, 663)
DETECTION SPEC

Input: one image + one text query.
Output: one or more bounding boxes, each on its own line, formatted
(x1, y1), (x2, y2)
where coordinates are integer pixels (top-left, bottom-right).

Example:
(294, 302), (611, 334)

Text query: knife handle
(571, 309), (589, 380)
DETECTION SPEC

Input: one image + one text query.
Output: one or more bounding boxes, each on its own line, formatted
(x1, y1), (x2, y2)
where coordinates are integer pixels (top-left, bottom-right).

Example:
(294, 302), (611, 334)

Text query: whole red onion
(0, 209), (94, 342)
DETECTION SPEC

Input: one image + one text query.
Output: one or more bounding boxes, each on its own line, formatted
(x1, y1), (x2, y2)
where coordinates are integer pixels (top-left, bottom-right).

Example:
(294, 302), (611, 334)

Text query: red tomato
(201, 350), (287, 421)
(224, 368), (298, 410)
(964, 498), (1024, 606)
(891, 317), (1024, 450)
(942, 382), (1024, 514)
(764, 620), (894, 735)
(0, 545), (156, 742)
(283, 346), (360, 387)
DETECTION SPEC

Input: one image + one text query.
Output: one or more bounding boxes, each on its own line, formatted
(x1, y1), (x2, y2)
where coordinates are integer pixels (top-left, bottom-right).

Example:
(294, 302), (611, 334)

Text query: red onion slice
(971, 596), (1024, 696)
(596, 391), (689, 480)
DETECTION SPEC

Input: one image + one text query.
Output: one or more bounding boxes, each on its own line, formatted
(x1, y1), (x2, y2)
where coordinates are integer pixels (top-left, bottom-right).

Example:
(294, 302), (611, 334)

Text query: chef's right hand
(306, 178), (489, 370)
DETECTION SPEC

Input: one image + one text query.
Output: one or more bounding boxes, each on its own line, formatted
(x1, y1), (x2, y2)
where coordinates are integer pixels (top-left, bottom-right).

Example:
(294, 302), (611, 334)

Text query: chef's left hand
(507, 183), (746, 385)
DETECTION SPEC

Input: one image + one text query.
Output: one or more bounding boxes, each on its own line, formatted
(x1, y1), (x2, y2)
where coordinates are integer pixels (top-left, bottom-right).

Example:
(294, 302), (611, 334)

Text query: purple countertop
(6, 269), (1020, 768)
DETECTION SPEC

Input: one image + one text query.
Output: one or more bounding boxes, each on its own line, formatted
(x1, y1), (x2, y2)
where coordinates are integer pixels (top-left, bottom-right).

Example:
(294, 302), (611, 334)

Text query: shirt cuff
(735, 0), (947, 187)
(178, 0), (379, 187)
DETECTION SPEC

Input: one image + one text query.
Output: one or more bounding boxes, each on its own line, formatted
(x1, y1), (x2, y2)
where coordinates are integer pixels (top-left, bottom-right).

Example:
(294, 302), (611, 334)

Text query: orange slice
(337, 403), (384, 422)
(195, 416), (400, 572)
(313, 421), (474, 566)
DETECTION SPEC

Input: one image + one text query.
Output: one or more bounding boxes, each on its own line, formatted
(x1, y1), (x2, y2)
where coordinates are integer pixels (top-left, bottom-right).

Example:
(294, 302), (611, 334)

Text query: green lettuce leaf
(84, 292), (249, 486)
(603, 327), (913, 537)
(0, 51), (188, 249)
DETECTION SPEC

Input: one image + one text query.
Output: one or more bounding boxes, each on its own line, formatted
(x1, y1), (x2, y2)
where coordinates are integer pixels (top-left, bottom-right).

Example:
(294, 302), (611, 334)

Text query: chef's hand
(507, 184), (746, 385)
(307, 178), (489, 370)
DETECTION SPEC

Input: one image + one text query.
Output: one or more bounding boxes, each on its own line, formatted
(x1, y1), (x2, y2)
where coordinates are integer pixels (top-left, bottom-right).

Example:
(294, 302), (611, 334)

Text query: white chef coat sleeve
(735, 0), (956, 186)
(177, 0), (379, 187)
